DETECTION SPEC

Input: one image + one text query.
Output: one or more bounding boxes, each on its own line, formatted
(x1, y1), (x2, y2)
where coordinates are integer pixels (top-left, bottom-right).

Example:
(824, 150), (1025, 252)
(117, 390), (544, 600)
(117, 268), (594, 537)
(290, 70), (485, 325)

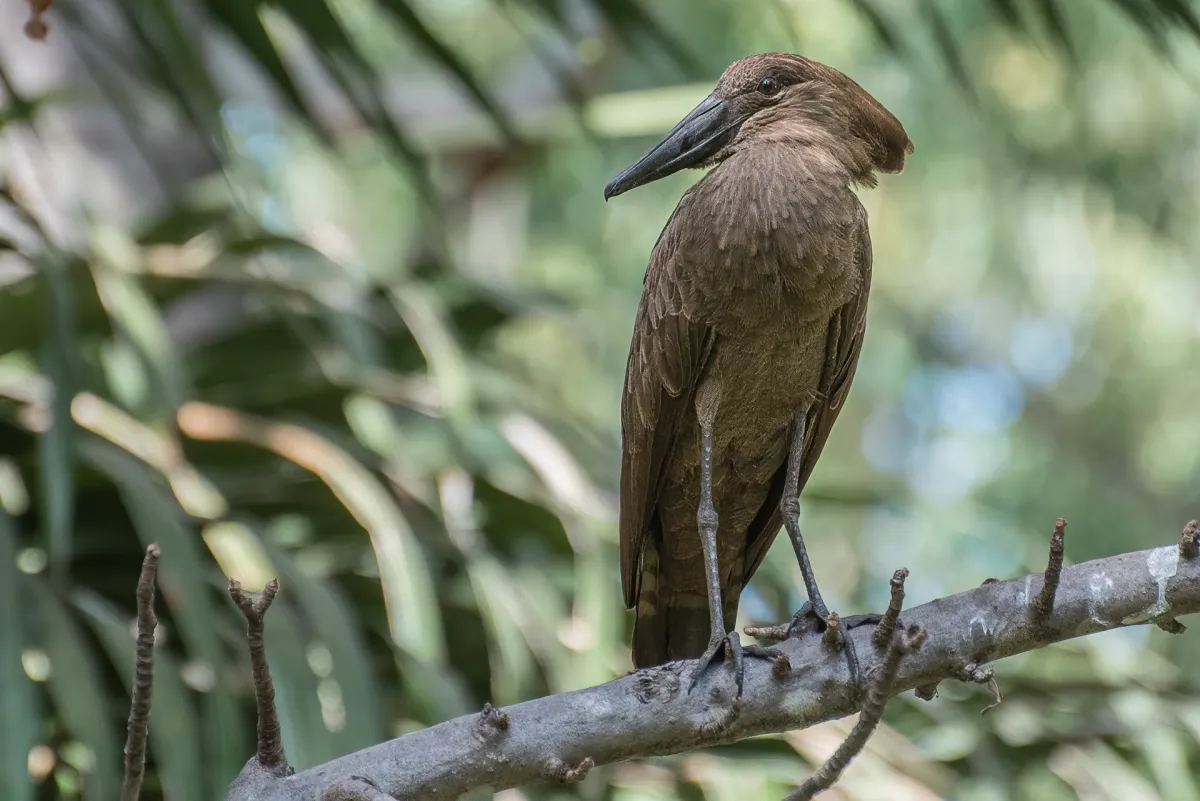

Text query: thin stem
(788, 627), (928, 800)
(1030, 517), (1067, 622)
(873, 568), (909, 649)
(229, 578), (287, 772)
(122, 543), (160, 801)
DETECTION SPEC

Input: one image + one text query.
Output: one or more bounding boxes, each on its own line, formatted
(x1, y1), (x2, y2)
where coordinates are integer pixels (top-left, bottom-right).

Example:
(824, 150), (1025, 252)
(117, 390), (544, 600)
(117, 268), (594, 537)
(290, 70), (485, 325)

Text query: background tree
(1, 0), (1199, 798)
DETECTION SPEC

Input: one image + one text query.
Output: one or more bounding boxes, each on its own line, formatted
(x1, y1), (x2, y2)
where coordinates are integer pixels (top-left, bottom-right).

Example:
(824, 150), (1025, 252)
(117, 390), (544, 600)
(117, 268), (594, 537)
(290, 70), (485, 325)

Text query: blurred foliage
(1, 0), (1200, 799)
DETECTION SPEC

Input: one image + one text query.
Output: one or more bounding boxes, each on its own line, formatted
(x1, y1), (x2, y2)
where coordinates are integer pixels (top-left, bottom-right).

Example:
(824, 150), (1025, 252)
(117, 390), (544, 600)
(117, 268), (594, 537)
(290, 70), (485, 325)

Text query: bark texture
(225, 540), (1200, 800)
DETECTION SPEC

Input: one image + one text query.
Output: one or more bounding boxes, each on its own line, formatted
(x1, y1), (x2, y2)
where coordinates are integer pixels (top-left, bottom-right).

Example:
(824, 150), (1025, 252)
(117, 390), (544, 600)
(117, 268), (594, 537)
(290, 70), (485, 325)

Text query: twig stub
(1154, 616), (1187, 635)
(122, 544), (161, 801)
(744, 621), (790, 644)
(321, 775), (394, 801)
(1030, 517), (1067, 622)
(872, 568), (909, 649)
(771, 652), (792, 681)
(1180, 520), (1199, 561)
(552, 756), (594, 783)
(914, 683), (939, 701)
(953, 662), (1003, 713)
(24, 0), (52, 40)
(474, 702), (511, 741)
(229, 578), (289, 775)
(821, 613), (842, 650)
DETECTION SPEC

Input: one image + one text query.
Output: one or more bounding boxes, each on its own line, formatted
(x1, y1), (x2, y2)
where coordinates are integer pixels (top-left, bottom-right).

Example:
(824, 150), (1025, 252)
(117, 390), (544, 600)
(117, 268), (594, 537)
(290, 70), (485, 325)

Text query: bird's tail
(632, 541), (740, 668)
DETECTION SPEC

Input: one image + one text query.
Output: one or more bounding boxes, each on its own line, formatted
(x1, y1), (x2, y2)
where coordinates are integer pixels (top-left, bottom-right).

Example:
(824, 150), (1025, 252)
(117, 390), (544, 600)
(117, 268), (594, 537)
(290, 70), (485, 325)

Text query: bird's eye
(757, 76), (780, 96)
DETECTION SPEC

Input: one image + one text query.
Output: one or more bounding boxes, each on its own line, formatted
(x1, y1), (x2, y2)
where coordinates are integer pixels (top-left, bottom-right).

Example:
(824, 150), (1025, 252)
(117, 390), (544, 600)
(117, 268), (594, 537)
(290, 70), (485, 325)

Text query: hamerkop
(606, 53), (912, 694)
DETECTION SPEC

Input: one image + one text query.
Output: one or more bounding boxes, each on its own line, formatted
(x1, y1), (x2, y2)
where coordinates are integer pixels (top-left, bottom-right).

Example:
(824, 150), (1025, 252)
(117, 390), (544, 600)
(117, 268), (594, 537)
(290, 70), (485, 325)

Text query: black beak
(604, 93), (744, 200)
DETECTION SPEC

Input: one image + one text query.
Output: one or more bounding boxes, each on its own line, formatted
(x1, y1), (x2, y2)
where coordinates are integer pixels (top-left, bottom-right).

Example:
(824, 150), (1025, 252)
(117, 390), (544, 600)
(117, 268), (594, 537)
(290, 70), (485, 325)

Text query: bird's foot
(687, 631), (786, 700)
(745, 603), (882, 703)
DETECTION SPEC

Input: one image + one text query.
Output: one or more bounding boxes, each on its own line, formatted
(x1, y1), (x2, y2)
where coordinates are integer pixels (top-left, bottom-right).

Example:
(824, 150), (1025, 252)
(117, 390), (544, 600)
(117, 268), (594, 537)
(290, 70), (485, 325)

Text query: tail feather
(632, 540), (741, 668)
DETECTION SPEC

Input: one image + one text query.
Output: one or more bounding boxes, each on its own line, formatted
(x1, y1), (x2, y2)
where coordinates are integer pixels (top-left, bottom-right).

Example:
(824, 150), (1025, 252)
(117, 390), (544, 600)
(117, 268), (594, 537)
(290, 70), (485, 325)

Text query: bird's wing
(741, 197), (875, 583)
(619, 205), (715, 609)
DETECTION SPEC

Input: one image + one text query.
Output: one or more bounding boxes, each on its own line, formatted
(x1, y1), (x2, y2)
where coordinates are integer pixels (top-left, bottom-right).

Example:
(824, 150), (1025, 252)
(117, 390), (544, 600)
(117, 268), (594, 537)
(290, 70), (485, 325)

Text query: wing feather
(619, 204), (714, 609)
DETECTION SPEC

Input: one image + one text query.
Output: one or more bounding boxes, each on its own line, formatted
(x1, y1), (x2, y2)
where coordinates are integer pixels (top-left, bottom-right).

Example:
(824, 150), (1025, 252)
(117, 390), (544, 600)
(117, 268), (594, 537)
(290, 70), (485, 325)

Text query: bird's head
(604, 53), (913, 199)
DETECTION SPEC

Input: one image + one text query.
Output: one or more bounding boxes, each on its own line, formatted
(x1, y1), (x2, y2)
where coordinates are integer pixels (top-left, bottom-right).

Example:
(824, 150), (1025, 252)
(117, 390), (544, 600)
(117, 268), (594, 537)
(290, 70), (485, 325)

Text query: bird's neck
(735, 118), (879, 186)
(708, 143), (855, 231)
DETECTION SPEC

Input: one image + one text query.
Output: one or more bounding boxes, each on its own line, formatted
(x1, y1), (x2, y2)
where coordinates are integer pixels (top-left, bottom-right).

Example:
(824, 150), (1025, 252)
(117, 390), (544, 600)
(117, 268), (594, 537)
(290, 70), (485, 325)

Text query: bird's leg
(780, 415), (827, 617)
(778, 413), (867, 694)
(688, 415), (781, 698)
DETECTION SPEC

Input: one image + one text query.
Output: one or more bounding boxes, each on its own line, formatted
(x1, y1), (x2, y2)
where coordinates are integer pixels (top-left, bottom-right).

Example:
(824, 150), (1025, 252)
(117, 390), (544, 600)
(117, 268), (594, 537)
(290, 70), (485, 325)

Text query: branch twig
(788, 626), (927, 800)
(872, 568), (909, 649)
(229, 578), (289, 775)
(1029, 517), (1067, 622)
(1181, 520), (1198, 561)
(121, 543), (160, 801)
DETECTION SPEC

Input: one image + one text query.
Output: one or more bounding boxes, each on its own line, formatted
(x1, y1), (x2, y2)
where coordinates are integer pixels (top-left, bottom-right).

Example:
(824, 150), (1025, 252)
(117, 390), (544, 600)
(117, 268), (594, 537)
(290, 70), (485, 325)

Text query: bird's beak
(604, 92), (744, 200)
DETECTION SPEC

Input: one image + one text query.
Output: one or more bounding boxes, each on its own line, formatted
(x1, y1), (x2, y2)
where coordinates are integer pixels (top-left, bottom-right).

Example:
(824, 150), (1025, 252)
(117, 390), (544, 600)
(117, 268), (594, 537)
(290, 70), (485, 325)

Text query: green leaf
(467, 557), (537, 704)
(0, 514), (38, 801)
(136, 200), (232, 246)
(177, 406), (446, 665)
(0, 62), (42, 131)
(261, 600), (334, 770)
(91, 258), (190, 416)
(1151, 0), (1200, 40)
(0, 257), (109, 355)
(73, 589), (205, 801)
(283, 0), (436, 200)
(918, 0), (976, 100)
(28, 577), (120, 801)
(1033, 0), (1076, 63)
(375, 0), (520, 143)
(1107, 0), (1170, 51)
(1138, 723), (1200, 801)
(389, 283), (474, 430)
(203, 0), (327, 138)
(106, 0), (225, 137)
(564, 0), (702, 77)
(846, 0), (909, 56)
(392, 649), (474, 722)
(987, 0), (1028, 31)
(38, 258), (79, 579)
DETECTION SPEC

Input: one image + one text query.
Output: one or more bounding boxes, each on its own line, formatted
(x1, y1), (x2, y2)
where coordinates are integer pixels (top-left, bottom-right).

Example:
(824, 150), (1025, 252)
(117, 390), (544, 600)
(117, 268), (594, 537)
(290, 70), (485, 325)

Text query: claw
(688, 631), (784, 699)
(688, 633), (731, 695)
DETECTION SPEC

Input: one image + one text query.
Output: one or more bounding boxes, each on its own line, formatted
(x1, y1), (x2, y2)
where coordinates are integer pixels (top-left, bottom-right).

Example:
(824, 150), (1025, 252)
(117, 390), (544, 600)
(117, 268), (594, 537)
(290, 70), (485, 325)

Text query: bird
(605, 53), (912, 695)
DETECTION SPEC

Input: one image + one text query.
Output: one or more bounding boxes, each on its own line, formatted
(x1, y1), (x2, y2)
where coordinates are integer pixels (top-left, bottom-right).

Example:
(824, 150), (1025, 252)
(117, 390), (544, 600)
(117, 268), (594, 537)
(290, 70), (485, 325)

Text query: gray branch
(227, 538), (1200, 801)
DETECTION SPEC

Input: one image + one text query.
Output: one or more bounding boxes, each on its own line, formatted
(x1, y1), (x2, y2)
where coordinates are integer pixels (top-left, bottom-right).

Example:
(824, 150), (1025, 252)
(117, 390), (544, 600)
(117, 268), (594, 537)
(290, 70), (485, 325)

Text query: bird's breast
(669, 152), (864, 332)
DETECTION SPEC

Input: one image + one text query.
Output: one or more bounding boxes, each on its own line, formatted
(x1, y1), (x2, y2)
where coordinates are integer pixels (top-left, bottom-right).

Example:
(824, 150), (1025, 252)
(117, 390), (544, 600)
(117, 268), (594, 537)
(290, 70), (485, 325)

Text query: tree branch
(225, 533), (1200, 800)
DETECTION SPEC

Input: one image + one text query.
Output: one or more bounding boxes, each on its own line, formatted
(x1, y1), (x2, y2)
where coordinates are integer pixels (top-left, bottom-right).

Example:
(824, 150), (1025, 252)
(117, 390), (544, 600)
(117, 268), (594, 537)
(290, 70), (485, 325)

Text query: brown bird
(605, 53), (912, 693)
